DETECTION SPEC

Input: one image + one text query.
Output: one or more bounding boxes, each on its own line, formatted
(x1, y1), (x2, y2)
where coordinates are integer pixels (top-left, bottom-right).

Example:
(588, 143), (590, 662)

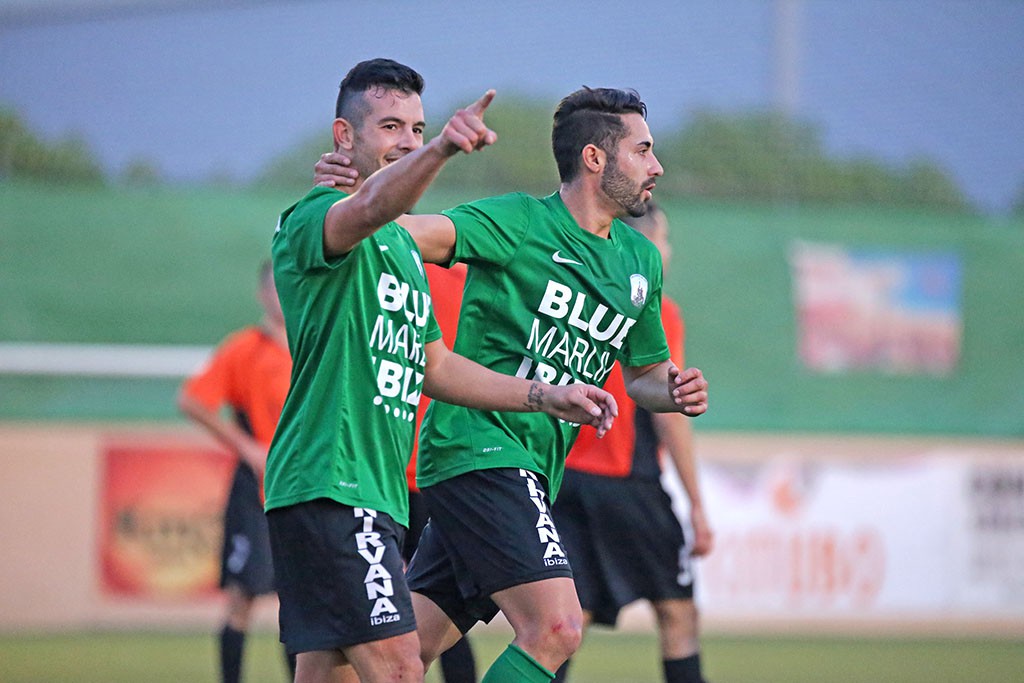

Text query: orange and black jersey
(565, 297), (685, 479)
(408, 263), (468, 491)
(181, 326), (291, 449)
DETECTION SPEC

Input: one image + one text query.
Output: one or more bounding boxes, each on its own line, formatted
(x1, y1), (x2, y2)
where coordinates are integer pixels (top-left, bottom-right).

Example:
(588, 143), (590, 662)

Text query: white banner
(663, 443), (1024, 622)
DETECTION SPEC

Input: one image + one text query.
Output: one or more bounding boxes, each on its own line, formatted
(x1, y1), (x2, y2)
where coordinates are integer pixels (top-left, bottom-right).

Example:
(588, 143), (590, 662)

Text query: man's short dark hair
(552, 87), (647, 183)
(335, 58), (425, 125)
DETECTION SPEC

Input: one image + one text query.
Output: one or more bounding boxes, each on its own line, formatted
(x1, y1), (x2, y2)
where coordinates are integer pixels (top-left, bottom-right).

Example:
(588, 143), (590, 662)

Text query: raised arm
(422, 339), (617, 437)
(322, 90), (497, 258)
(621, 361), (708, 416)
(315, 159), (460, 264)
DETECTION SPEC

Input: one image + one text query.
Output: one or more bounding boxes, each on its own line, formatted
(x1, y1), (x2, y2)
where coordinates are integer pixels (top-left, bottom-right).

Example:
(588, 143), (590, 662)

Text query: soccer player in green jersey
(315, 85), (709, 683)
(268, 59), (618, 683)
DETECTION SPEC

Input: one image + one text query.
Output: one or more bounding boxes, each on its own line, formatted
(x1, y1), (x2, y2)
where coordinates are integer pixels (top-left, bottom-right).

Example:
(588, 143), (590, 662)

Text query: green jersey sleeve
(275, 187), (346, 274)
(443, 192), (533, 268)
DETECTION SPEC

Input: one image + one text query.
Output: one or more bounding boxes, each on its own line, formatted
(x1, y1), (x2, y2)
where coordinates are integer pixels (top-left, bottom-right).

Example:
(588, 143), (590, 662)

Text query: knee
(654, 599), (699, 638)
(224, 594), (254, 631)
(519, 613), (583, 662)
(391, 654), (424, 682)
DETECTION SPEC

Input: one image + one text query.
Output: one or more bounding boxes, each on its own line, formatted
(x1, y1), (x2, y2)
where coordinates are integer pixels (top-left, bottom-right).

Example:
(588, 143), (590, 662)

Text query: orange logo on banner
(99, 442), (235, 599)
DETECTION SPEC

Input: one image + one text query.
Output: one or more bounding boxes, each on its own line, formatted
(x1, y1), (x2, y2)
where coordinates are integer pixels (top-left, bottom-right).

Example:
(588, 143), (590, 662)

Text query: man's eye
(414, 127), (424, 135)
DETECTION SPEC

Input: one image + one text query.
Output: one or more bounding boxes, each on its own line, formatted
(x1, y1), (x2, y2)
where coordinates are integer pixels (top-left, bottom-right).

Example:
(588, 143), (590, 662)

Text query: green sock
(481, 644), (554, 682)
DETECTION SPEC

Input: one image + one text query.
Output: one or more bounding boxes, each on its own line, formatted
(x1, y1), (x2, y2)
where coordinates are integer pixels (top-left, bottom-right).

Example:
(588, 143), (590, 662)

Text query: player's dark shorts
(553, 468), (694, 626)
(266, 498), (415, 654)
(221, 462), (275, 595)
(403, 489), (429, 563)
(406, 467), (574, 633)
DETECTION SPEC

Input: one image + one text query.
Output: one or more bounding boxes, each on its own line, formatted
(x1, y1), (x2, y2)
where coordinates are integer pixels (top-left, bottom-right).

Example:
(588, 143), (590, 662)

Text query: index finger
(467, 89), (496, 116)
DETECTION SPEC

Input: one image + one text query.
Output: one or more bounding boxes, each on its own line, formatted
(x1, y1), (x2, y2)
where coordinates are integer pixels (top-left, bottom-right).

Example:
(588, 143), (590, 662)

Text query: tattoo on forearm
(525, 382), (545, 411)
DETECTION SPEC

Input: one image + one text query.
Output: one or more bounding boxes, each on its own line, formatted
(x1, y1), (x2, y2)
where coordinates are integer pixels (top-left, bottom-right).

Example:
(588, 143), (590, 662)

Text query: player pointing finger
(440, 89), (498, 155)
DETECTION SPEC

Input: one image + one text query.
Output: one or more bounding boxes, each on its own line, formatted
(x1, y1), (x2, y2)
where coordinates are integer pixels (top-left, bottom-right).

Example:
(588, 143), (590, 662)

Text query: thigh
(267, 499), (416, 655)
(344, 630), (423, 683)
(491, 575), (582, 634)
(409, 468), (574, 630)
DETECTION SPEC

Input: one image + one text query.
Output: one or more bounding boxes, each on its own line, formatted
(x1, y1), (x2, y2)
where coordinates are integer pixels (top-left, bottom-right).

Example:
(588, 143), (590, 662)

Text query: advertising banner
(98, 441), (235, 599)
(788, 241), (962, 375)
(666, 448), (1024, 622)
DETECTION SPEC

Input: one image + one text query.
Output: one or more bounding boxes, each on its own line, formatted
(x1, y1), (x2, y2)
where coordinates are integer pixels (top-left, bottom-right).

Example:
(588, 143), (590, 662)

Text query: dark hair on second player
(552, 87), (647, 183)
(335, 58), (425, 125)
(259, 259), (273, 284)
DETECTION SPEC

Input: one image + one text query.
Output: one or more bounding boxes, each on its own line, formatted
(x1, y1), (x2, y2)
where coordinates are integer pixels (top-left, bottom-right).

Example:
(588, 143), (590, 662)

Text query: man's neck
(558, 183), (617, 239)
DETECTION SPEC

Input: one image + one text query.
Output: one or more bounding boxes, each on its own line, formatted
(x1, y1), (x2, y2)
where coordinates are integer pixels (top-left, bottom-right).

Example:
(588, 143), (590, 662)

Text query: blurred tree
(0, 109), (104, 184)
(120, 157), (162, 186)
(430, 92), (558, 196)
(659, 109), (970, 212)
(255, 130), (335, 192)
(254, 100), (970, 212)
(1011, 179), (1024, 217)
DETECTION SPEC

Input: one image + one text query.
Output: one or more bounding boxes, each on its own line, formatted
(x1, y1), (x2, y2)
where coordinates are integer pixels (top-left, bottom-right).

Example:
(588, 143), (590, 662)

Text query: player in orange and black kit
(178, 261), (295, 683)
(403, 262), (478, 683)
(552, 204), (715, 683)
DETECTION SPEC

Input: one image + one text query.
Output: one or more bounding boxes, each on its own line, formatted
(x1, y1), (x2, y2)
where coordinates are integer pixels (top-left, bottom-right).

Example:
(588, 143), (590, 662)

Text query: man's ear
(582, 144), (606, 174)
(333, 118), (355, 151)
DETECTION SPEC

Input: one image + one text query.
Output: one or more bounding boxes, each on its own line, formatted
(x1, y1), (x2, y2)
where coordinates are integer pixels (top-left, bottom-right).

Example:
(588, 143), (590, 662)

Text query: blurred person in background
(552, 202), (715, 683)
(178, 260), (295, 683)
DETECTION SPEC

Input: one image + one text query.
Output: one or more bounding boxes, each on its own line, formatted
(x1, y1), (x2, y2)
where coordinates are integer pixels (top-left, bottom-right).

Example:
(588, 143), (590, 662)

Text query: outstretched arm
(621, 361), (708, 416)
(314, 154), (460, 265)
(321, 90), (497, 258)
(422, 340), (617, 437)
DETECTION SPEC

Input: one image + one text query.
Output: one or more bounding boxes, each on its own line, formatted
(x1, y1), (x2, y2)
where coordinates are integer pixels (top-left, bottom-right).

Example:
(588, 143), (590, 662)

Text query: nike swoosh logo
(552, 251), (584, 266)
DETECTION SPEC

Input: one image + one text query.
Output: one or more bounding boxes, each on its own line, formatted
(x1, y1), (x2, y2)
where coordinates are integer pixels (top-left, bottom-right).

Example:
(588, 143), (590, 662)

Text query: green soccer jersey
(265, 186), (441, 526)
(417, 192), (670, 498)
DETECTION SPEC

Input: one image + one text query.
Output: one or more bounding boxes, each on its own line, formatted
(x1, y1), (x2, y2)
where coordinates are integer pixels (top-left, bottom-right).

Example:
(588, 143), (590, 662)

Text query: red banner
(98, 441), (235, 599)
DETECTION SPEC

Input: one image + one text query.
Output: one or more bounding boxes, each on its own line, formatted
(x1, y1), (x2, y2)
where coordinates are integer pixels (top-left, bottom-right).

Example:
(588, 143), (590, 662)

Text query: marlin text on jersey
(370, 272), (431, 408)
(515, 280), (635, 385)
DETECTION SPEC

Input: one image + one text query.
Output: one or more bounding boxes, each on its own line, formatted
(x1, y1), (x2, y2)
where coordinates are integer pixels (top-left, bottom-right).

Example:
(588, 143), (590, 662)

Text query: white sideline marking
(0, 343), (213, 378)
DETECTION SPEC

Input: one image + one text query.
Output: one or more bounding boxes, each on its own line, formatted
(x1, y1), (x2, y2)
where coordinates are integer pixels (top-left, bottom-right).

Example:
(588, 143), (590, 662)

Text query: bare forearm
(652, 412), (703, 510)
(423, 352), (547, 413)
(624, 361), (708, 417)
(325, 139), (452, 254)
(624, 361), (678, 412)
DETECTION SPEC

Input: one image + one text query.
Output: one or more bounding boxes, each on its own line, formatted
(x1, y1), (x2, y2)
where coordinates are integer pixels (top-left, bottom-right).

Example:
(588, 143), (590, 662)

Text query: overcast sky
(2, 0), (1022, 212)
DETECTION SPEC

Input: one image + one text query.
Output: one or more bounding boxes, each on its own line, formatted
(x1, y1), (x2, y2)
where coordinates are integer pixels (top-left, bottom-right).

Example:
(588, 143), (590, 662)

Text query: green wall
(2, 181), (1021, 435)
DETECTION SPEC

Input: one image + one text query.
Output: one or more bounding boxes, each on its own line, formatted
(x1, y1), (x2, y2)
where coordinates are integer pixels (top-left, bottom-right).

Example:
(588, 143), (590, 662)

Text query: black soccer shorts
(267, 498), (415, 654)
(554, 468), (694, 626)
(406, 467), (574, 633)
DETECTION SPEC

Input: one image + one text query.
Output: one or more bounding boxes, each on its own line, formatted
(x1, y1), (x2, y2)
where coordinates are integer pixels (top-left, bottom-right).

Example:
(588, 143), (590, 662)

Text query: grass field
(1, 628), (1021, 682)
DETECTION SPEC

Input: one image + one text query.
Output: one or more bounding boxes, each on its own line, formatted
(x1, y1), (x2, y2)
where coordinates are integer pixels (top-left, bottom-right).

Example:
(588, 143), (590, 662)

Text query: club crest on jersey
(629, 274), (648, 307)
